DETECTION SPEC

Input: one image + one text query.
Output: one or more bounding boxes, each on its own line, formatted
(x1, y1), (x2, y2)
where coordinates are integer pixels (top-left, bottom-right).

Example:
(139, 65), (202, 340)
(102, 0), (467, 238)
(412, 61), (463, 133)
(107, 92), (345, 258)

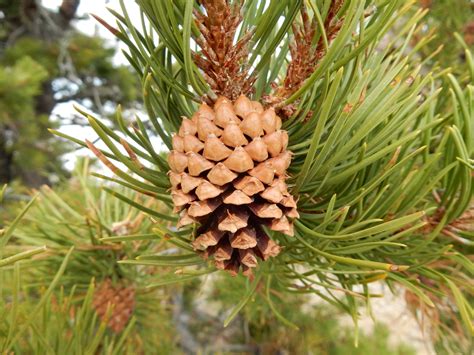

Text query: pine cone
(464, 21), (474, 46)
(92, 279), (135, 333)
(168, 95), (298, 277)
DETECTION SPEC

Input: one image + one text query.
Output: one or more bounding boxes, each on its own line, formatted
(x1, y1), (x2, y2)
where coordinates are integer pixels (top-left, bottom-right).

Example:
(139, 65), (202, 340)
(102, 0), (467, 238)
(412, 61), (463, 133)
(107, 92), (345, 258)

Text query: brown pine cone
(92, 279), (135, 333)
(464, 21), (474, 46)
(168, 95), (298, 277)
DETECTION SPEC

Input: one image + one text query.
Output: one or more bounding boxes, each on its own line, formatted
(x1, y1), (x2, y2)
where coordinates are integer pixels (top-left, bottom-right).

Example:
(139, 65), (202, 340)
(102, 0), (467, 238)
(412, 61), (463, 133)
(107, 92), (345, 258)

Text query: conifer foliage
(53, 0), (473, 338)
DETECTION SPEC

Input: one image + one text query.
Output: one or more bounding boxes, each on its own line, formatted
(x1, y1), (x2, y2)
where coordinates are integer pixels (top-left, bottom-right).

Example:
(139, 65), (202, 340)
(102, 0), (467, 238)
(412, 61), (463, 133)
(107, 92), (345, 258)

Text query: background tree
(0, 0), (139, 186)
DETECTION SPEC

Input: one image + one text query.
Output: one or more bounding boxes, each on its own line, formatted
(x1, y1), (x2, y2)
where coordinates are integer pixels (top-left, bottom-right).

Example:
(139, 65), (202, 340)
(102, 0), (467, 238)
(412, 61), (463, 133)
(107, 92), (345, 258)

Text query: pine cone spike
(187, 152), (215, 176)
(168, 151), (187, 173)
(197, 117), (222, 140)
(221, 122), (248, 147)
(249, 162), (274, 184)
(196, 181), (225, 200)
(168, 96), (298, 276)
(192, 229), (224, 250)
(234, 176), (265, 196)
(169, 171), (182, 188)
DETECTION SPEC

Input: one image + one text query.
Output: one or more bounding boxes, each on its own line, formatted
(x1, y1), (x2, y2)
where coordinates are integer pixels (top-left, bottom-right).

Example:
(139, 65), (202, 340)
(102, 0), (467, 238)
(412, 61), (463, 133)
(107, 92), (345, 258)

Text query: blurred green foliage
(0, 54), (68, 185)
(0, 56), (48, 119)
(1, 33), (139, 104)
(416, 0), (473, 74)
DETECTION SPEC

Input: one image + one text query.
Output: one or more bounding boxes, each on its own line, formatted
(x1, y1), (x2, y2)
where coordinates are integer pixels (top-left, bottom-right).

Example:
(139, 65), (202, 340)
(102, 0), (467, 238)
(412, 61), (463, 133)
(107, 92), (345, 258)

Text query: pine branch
(50, 0), (474, 340)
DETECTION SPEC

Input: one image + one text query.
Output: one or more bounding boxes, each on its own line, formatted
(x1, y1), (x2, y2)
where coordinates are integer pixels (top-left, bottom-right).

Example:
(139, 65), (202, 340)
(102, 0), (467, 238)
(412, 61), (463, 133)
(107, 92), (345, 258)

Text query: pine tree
(52, 0), (472, 347)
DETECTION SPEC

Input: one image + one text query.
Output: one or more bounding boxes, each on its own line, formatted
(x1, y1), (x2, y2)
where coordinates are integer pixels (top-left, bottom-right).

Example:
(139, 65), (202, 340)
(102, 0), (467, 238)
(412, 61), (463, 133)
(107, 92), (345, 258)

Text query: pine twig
(265, 1), (344, 118)
(193, 0), (253, 100)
